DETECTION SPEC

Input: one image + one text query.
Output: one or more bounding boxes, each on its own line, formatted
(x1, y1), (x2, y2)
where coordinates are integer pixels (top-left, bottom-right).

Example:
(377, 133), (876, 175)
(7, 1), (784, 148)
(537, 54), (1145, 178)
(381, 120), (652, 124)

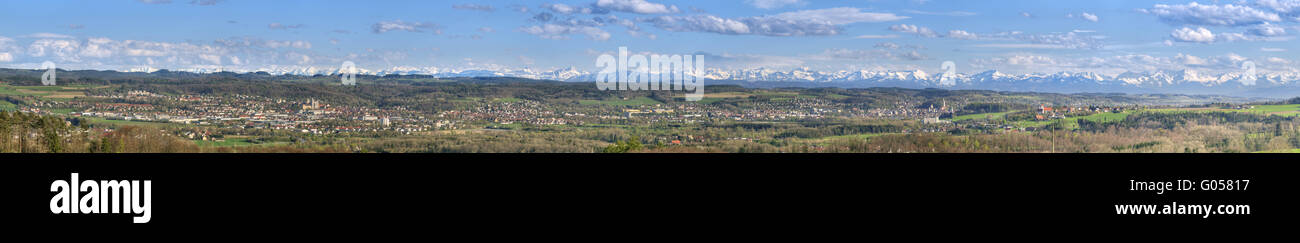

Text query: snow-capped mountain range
(125, 66), (1300, 98)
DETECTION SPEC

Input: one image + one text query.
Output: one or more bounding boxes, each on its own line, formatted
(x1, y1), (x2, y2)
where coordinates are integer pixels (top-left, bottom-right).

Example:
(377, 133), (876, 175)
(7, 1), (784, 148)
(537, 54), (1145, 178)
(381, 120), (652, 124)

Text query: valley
(1, 69), (1297, 153)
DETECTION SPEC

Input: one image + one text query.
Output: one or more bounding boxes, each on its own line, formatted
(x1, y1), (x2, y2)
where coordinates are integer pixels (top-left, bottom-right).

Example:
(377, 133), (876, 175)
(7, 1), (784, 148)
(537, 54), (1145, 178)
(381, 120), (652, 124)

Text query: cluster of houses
(1035, 104), (1128, 120)
(438, 99), (575, 126)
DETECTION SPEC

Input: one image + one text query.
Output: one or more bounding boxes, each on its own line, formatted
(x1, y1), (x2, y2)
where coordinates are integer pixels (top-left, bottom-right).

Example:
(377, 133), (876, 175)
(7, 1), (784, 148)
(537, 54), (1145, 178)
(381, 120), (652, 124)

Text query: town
(2, 74), (1297, 153)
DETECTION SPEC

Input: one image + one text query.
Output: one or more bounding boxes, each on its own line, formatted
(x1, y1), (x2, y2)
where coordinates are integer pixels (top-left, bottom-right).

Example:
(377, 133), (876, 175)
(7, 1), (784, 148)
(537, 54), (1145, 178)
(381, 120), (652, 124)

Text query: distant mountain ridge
(292, 66), (1298, 98)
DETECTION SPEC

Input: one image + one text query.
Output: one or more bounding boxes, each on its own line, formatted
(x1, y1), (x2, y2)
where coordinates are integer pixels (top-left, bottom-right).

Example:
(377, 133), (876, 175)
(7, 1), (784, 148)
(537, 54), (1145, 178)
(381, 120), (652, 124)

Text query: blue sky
(0, 0), (1297, 76)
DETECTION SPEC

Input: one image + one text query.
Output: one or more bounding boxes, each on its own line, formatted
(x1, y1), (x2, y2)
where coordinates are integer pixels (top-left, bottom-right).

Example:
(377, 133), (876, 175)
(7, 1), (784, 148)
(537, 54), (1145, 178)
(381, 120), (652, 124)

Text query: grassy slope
(0, 100), (15, 111)
(950, 111), (1013, 121)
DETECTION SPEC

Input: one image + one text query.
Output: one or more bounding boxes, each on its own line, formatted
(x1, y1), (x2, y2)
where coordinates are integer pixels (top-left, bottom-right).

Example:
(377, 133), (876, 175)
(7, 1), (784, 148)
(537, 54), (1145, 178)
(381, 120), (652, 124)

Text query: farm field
(1251, 104), (1300, 116)
(951, 111), (1013, 121)
(0, 84), (90, 99)
(1151, 104), (1300, 117)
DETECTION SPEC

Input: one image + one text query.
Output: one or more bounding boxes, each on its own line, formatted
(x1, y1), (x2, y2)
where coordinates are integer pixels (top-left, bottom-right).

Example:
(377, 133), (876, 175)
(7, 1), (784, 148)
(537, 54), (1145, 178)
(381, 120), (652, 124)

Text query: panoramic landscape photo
(2, 0), (1300, 153)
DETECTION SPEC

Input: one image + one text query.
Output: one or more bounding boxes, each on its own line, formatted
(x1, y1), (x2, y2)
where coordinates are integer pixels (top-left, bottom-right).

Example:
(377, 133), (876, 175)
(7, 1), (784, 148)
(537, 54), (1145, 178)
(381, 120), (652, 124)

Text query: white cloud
(1004, 55), (1058, 66)
(595, 0), (679, 14)
(1175, 53), (1207, 65)
(854, 34), (899, 39)
(1249, 22), (1287, 36)
(263, 40), (313, 49)
(820, 49), (893, 60)
(125, 48), (166, 57)
(199, 54), (222, 65)
(0, 52), (12, 62)
(1081, 12), (1099, 22)
(892, 27), (1102, 49)
(888, 24), (938, 37)
(1218, 32), (1254, 42)
(1218, 53), (1249, 64)
(522, 13), (648, 40)
(22, 33), (74, 39)
(946, 30), (978, 39)
(543, 3), (601, 15)
(268, 23), (305, 30)
(646, 8), (906, 37)
(1169, 25), (1287, 43)
(972, 44), (1070, 49)
(964, 52), (1278, 76)
(1068, 12), (1100, 22)
(644, 15), (766, 35)
(773, 8), (910, 25)
(28, 39), (81, 61)
(969, 54), (1062, 72)
(1170, 27), (1216, 43)
(1142, 2), (1280, 26)
(745, 0), (805, 10)
(877, 42), (924, 50)
(452, 4), (495, 12)
(1254, 0), (1300, 16)
(1261, 47), (1288, 52)
(2, 35), (335, 71)
(899, 50), (927, 60)
(518, 24), (612, 40)
(78, 38), (114, 58)
(984, 31), (1105, 49)
(371, 20), (441, 34)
